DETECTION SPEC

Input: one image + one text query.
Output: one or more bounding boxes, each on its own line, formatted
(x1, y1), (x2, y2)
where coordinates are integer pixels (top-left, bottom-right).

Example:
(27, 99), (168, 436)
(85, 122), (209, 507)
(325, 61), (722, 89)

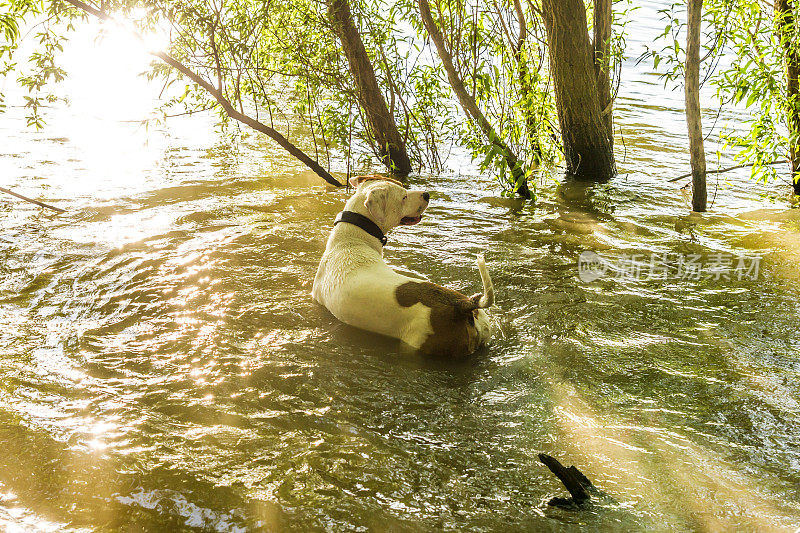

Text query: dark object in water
(538, 453), (604, 509)
(0, 186), (65, 213)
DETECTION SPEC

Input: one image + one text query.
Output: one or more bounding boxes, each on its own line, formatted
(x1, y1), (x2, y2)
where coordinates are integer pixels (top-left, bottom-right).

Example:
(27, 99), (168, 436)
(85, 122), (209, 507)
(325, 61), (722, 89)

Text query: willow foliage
(2, 0), (634, 193)
(641, 0), (800, 187)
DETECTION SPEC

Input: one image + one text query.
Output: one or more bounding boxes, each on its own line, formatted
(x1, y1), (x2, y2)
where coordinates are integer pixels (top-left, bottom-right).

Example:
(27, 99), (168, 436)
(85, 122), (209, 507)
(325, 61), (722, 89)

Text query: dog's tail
(475, 254), (494, 308)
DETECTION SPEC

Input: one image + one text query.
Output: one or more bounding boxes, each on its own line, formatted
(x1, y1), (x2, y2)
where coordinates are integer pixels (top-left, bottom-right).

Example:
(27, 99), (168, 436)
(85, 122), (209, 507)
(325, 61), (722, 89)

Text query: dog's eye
(403, 195), (408, 201)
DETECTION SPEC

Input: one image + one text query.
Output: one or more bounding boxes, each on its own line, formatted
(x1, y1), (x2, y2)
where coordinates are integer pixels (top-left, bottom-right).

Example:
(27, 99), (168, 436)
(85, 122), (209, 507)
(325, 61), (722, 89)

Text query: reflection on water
(2, 6), (800, 533)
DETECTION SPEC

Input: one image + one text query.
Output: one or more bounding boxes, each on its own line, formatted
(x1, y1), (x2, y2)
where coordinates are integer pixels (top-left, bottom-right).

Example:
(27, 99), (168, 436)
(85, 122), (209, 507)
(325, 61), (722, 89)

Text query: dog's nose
(422, 192), (430, 202)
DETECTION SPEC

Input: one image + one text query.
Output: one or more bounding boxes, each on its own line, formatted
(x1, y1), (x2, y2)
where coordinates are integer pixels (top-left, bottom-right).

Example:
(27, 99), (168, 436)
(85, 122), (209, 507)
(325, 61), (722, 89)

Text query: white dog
(312, 175), (493, 357)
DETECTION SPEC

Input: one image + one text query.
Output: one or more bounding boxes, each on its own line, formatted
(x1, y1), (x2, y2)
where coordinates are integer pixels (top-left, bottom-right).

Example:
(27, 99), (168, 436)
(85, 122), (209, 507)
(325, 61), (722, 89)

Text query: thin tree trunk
(512, 0), (545, 164)
(776, 0), (800, 195)
(418, 0), (531, 198)
(593, 0), (613, 144)
(327, 0), (412, 177)
(541, 0), (615, 181)
(685, 0), (707, 212)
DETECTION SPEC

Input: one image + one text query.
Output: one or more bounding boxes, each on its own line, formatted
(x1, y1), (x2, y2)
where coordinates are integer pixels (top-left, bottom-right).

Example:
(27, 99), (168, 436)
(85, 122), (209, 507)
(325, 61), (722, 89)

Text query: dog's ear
(364, 186), (388, 225)
(348, 176), (362, 188)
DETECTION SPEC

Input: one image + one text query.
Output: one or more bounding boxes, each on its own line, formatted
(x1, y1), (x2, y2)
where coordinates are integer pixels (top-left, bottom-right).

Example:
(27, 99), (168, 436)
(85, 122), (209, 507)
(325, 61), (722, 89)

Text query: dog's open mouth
(400, 215), (422, 225)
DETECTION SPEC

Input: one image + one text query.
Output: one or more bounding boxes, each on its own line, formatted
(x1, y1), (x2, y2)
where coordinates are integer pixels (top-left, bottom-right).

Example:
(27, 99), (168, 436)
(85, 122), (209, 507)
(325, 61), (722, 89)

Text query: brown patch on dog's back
(395, 281), (482, 357)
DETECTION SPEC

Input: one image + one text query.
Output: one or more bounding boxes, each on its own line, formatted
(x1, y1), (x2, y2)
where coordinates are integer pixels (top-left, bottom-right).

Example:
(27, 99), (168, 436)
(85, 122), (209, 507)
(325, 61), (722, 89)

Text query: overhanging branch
(61, 0), (343, 187)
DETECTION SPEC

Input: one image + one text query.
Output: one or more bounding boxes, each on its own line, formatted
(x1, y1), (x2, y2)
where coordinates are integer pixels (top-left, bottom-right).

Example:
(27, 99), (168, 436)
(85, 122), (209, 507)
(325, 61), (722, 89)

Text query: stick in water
(0, 186), (66, 213)
(538, 453), (606, 508)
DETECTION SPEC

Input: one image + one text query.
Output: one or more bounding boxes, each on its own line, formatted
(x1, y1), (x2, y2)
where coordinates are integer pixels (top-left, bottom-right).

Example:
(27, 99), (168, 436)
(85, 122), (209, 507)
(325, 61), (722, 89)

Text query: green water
(2, 5), (800, 532)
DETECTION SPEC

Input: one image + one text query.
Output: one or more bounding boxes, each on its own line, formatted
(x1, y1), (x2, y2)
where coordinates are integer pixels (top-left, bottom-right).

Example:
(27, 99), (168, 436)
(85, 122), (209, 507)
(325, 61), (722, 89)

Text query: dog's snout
(422, 192), (430, 202)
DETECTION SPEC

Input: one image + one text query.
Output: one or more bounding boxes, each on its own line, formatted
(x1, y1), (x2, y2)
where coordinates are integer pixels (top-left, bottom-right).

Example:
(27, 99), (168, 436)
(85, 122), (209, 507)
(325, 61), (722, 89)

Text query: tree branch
(538, 453), (601, 508)
(0, 186), (66, 213)
(61, 0), (343, 187)
(418, 0), (531, 198)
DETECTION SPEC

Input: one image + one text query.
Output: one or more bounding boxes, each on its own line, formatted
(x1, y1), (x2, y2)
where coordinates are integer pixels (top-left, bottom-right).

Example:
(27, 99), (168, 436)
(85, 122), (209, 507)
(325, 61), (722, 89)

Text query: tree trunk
(685, 0), (707, 212)
(327, 0), (412, 177)
(541, 0), (615, 181)
(417, 0), (532, 198)
(776, 0), (800, 195)
(593, 0), (613, 144)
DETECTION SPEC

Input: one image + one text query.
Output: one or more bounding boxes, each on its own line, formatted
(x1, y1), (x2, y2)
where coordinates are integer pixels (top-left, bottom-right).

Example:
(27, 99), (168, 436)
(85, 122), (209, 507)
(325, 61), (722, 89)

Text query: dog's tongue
(400, 215), (422, 225)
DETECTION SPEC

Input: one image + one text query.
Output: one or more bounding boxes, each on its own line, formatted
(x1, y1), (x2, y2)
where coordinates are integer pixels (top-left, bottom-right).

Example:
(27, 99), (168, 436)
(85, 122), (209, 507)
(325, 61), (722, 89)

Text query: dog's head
(348, 176), (430, 231)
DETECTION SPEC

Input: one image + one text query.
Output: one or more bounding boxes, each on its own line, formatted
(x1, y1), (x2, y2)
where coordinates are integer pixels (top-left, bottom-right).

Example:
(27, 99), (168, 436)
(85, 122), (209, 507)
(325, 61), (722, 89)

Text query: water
(1, 7), (800, 532)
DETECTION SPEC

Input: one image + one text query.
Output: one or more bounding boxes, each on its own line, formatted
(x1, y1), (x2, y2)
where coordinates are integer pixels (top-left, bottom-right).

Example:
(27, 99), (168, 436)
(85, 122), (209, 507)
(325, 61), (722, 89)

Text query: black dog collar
(334, 211), (387, 246)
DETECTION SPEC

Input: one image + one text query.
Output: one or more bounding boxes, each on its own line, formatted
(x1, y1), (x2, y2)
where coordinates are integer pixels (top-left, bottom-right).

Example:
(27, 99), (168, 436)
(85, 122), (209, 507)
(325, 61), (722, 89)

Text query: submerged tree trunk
(685, 0), (707, 212)
(593, 0), (613, 144)
(776, 0), (800, 195)
(417, 0), (532, 198)
(541, 0), (615, 181)
(327, 0), (412, 177)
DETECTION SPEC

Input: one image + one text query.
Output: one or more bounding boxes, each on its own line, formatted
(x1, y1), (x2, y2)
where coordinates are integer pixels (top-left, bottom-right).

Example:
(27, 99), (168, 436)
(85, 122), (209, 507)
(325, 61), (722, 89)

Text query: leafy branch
(61, 0), (343, 186)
